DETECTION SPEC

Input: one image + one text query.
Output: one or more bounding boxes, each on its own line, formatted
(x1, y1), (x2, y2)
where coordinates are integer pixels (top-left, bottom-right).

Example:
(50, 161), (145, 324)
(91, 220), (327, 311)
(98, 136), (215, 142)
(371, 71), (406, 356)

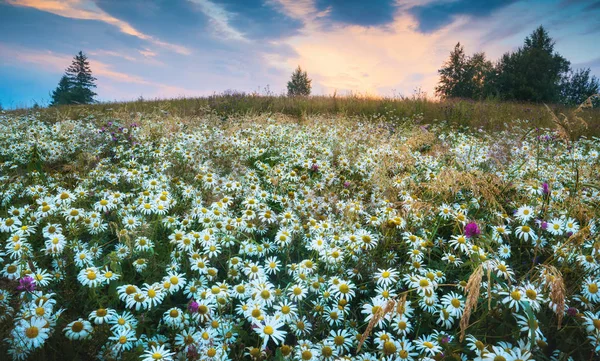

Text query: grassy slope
(8, 94), (600, 136)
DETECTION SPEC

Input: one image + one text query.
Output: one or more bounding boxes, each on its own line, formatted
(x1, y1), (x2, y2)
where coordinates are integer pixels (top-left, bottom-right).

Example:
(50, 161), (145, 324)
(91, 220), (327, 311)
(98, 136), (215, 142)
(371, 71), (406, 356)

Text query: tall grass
(8, 93), (600, 136)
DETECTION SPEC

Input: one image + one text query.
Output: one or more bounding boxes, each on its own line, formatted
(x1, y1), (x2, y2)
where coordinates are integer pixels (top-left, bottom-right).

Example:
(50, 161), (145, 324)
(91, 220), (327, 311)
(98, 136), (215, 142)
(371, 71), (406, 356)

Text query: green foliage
(50, 75), (73, 106)
(287, 66), (312, 97)
(436, 44), (494, 100)
(494, 26), (570, 103)
(435, 43), (494, 99)
(51, 51), (97, 106)
(437, 26), (587, 103)
(559, 68), (600, 106)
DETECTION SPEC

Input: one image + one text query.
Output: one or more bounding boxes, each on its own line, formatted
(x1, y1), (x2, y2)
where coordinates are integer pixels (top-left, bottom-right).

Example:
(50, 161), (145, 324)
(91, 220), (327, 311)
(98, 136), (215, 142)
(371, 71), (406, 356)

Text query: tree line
(435, 26), (599, 105)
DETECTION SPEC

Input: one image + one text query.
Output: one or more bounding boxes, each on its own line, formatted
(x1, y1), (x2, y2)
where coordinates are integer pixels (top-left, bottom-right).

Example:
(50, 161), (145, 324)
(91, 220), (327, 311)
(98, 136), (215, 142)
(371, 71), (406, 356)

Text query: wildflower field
(0, 105), (599, 361)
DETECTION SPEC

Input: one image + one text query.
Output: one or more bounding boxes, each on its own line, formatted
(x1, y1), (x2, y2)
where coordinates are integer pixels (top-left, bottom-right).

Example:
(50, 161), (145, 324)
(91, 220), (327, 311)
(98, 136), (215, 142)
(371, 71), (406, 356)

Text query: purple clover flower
(188, 300), (199, 313)
(542, 182), (550, 195)
(17, 276), (35, 292)
(465, 222), (481, 238)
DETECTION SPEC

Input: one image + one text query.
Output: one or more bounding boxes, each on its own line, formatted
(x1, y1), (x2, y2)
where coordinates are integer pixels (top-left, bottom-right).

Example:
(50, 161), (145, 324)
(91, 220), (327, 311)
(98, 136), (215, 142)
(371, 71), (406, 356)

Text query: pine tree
(287, 66), (312, 97)
(50, 75), (73, 106)
(494, 26), (570, 102)
(560, 68), (600, 106)
(65, 51), (97, 104)
(435, 43), (471, 99)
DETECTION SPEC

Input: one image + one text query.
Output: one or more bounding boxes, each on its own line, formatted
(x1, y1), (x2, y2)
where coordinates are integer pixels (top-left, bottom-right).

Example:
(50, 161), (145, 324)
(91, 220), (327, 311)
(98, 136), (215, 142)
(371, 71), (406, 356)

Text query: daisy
(141, 345), (175, 361)
(108, 328), (137, 352)
(498, 244), (511, 259)
(546, 218), (564, 236)
(515, 224), (537, 242)
(564, 217), (580, 233)
(77, 267), (104, 288)
(391, 314), (413, 336)
(254, 315), (286, 349)
(162, 272), (186, 293)
(449, 234), (471, 254)
(143, 283), (165, 308)
(275, 300), (298, 322)
(327, 329), (354, 352)
(415, 335), (441, 356)
(582, 277), (600, 303)
(89, 308), (117, 325)
(374, 268), (399, 287)
(329, 280), (356, 301)
(441, 292), (464, 317)
(13, 317), (49, 349)
(500, 287), (525, 312)
(264, 256), (281, 275)
(288, 284), (308, 301)
(110, 311), (138, 332)
(515, 205), (535, 223)
(163, 307), (185, 329)
(64, 318), (93, 340)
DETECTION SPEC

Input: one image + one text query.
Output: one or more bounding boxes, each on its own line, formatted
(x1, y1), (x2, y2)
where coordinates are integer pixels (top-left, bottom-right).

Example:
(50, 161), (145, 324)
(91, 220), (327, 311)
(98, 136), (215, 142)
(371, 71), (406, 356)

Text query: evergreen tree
(65, 51), (97, 104)
(560, 68), (599, 106)
(435, 43), (472, 99)
(50, 75), (73, 106)
(287, 66), (312, 96)
(494, 26), (570, 102)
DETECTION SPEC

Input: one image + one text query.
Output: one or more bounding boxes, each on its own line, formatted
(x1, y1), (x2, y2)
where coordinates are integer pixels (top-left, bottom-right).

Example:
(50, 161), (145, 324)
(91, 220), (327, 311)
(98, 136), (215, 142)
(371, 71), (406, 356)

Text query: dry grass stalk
(424, 169), (506, 212)
(396, 293), (408, 316)
(357, 295), (405, 353)
(459, 264), (484, 342)
(540, 265), (567, 328)
(566, 225), (591, 247)
(487, 266), (493, 310)
(545, 94), (598, 145)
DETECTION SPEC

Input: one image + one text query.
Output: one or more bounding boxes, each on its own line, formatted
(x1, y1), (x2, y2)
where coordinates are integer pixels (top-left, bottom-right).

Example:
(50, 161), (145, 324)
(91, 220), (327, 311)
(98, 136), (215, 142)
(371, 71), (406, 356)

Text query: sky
(0, 0), (599, 107)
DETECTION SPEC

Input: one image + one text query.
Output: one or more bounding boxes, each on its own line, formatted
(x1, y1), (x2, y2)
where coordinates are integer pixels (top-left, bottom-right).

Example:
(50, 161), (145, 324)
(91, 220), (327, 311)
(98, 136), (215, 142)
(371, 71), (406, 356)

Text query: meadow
(0, 95), (599, 361)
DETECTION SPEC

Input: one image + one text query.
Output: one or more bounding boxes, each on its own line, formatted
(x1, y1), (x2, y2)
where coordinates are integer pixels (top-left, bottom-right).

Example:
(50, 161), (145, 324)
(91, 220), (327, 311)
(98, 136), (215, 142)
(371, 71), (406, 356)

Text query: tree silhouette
(287, 66), (312, 97)
(51, 51), (97, 105)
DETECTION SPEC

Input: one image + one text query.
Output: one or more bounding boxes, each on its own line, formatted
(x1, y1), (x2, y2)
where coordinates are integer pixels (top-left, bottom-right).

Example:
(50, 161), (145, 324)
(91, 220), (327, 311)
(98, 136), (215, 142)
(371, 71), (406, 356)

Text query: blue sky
(0, 0), (599, 107)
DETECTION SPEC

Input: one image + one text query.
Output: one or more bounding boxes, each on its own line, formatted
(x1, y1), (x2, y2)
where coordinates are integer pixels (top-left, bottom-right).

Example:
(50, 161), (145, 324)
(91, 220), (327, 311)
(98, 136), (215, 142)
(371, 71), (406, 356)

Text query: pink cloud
(6, 0), (191, 55)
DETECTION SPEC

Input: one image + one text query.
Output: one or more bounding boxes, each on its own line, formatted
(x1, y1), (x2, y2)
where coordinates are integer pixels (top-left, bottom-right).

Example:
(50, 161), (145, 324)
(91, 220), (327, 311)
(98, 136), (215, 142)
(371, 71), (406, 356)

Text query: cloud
(188, 0), (247, 41)
(189, 0), (302, 41)
(270, 13), (457, 96)
(0, 43), (148, 84)
(88, 50), (136, 62)
(5, 0), (191, 54)
(408, 0), (518, 33)
(313, 0), (399, 27)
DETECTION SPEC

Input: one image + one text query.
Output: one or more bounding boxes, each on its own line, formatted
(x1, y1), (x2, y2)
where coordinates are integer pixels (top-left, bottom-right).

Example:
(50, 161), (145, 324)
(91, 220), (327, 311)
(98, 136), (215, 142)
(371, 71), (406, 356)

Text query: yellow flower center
(26, 326), (39, 338)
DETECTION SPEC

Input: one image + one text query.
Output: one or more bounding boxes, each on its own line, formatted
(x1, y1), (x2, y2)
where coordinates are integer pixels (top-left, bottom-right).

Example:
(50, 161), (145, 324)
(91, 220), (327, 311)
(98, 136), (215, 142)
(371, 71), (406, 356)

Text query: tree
(287, 66), (312, 96)
(435, 43), (471, 99)
(50, 75), (73, 106)
(466, 52), (495, 100)
(51, 51), (97, 106)
(436, 44), (495, 100)
(560, 68), (599, 106)
(66, 51), (97, 104)
(494, 26), (570, 102)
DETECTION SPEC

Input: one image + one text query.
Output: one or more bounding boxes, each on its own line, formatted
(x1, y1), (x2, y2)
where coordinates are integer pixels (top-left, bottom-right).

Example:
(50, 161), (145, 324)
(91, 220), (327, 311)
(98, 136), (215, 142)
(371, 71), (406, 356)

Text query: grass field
(0, 97), (599, 360)
(11, 93), (600, 137)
